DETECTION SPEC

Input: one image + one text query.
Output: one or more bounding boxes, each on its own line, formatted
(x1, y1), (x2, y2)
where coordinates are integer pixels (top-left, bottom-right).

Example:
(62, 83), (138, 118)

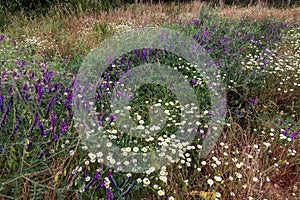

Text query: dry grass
(4, 2), (299, 58)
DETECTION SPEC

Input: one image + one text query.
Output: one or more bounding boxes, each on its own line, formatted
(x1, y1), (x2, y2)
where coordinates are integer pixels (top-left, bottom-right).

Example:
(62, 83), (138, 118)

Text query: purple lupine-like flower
(0, 96), (3, 113)
(29, 111), (39, 134)
(60, 118), (67, 135)
(49, 111), (57, 133)
(13, 114), (21, 133)
(27, 137), (32, 147)
(0, 96), (13, 127)
(38, 122), (47, 137)
(48, 134), (58, 145)
(39, 150), (46, 159)
(120, 183), (135, 197)
(45, 97), (55, 119)
(95, 181), (105, 191)
(12, 39), (16, 46)
(250, 98), (258, 105)
(290, 132), (296, 140)
(191, 79), (197, 86)
(43, 71), (54, 84)
(85, 172), (101, 189)
(106, 169), (112, 178)
(0, 35), (4, 41)
(64, 92), (73, 108)
(37, 85), (43, 105)
(106, 188), (113, 200)
(235, 110), (242, 115)
(108, 114), (116, 125)
(109, 175), (120, 190)
(283, 129), (288, 136)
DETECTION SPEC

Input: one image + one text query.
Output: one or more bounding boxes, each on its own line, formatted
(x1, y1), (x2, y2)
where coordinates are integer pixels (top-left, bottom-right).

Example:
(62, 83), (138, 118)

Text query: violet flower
(38, 122), (47, 137)
(49, 111), (57, 133)
(85, 172), (101, 189)
(13, 114), (21, 133)
(95, 181), (105, 191)
(106, 188), (113, 200)
(0, 96), (3, 113)
(60, 118), (67, 135)
(37, 85), (43, 105)
(45, 97), (55, 119)
(29, 111), (39, 134)
(120, 183), (135, 197)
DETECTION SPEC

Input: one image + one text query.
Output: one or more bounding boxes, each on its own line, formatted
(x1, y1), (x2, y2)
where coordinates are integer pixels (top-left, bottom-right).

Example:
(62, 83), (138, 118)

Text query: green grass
(0, 2), (299, 200)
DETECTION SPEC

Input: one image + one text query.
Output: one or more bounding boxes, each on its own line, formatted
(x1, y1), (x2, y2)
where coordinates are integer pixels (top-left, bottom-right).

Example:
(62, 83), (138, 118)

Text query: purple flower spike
(95, 181), (105, 191)
(106, 169), (112, 178)
(49, 111), (57, 133)
(60, 118), (67, 135)
(106, 188), (113, 200)
(120, 183), (135, 197)
(290, 132), (296, 140)
(0, 35), (5, 41)
(37, 85), (43, 105)
(283, 129), (288, 136)
(39, 150), (46, 159)
(250, 98), (258, 105)
(85, 172), (101, 189)
(27, 137), (32, 147)
(0, 96), (3, 113)
(108, 114), (116, 125)
(13, 114), (21, 133)
(29, 111), (39, 134)
(38, 122), (46, 137)
(45, 97), (55, 118)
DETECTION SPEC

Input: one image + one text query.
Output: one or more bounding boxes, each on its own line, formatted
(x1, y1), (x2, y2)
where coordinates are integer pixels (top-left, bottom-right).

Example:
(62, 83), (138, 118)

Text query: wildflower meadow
(0, 1), (299, 200)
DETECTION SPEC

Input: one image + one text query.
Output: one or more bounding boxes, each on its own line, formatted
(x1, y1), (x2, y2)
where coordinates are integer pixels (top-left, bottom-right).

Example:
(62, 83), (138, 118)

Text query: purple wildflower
(106, 188), (113, 200)
(60, 118), (67, 135)
(108, 114), (116, 125)
(37, 85), (43, 105)
(45, 97), (55, 119)
(250, 98), (258, 105)
(27, 137), (32, 147)
(0, 35), (4, 41)
(39, 150), (46, 159)
(38, 122), (46, 137)
(48, 134), (58, 145)
(95, 181), (105, 191)
(13, 114), (21, 133)
(49, 111), (57, 133)
(120, 183), (135, 197)
(235, 110), (242, 115)
(0, 96), (3, 113)
(29, 111), (39, 134)
(85, 172), (101, 189)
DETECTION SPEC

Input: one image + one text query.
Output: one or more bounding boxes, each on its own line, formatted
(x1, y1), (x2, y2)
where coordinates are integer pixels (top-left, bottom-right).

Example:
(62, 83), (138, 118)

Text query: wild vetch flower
(39, 150), (46, 159)
(29, 111), (39, 134)
(0, 96), (13, 127)
(50, 134), (58, 144)
(108, 114), (116, 125)
(43, 71), (54, 84)
(95, 181), (105, 191)
(0, 35), (4, 41)
(26, 137), (32, 147)
(106, 188), (113, 200)
(120, 183), (135, 197)
(0, 96), (3, 113)
(85, 172), (101, 189)
(49, 111), (57, 133)
(37, 85), (43, 105)
(64, 92), (73, 108)
(13, 114), (21, 134)
(60, 119), (67, 135)
(109, 175), (120, 190)
(38, 122), (47, 137)
(45, 97), (55, 119)
(250, 98), (258, 105)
